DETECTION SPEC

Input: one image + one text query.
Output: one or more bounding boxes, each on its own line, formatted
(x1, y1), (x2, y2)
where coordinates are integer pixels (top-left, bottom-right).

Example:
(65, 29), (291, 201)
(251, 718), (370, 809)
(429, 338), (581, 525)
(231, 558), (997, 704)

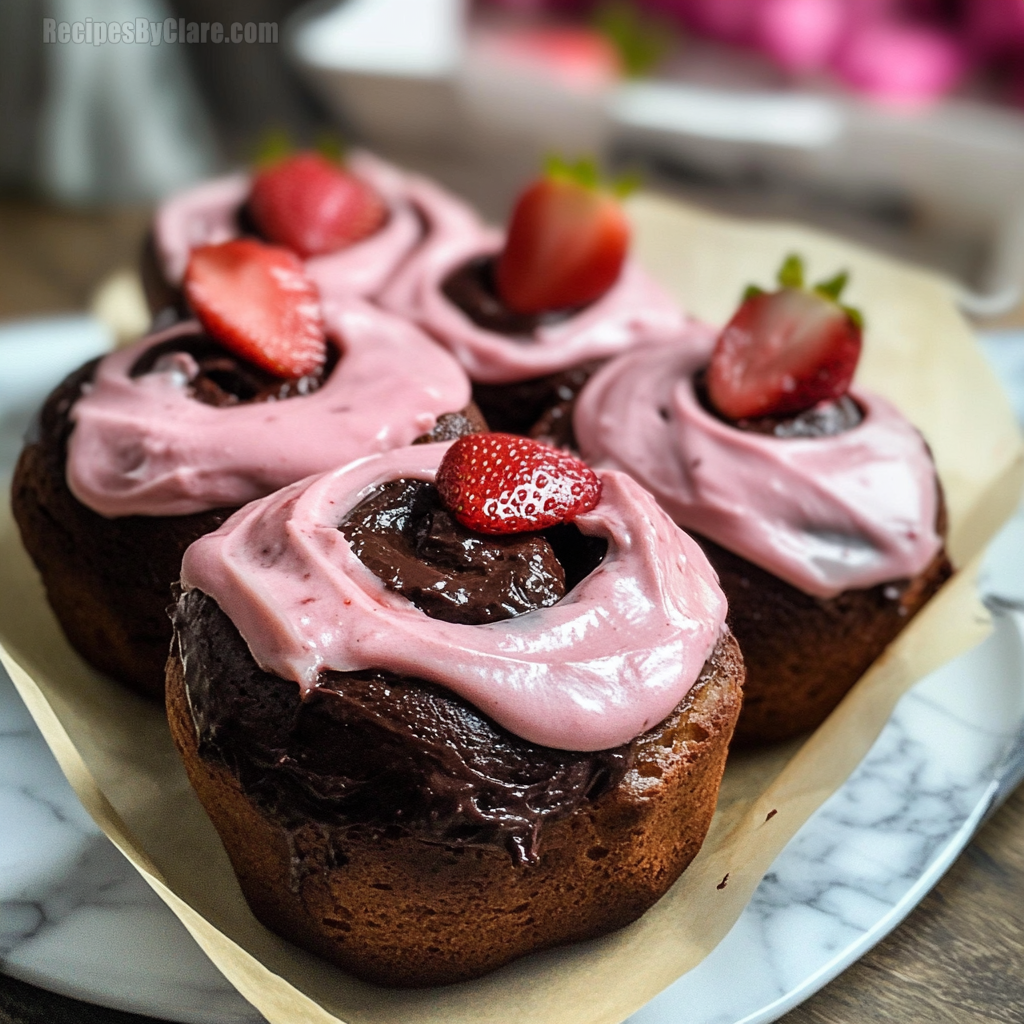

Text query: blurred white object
(0, 316), (113, 406)
(0, 315), (114, 469)
(612, 82), (1024, 316)
(291, 0), (465, 148)
(458, 23), (615, 169)
(1, 0), (218, 204)
(90, 269), (151, 347)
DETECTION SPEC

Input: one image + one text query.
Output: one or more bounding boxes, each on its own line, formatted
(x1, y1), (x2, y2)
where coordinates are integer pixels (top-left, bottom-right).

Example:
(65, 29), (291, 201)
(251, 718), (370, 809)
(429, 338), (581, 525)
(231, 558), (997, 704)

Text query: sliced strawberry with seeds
(436, 433), (602, 535)
(495, 156), (632, 315)
(706, 254), (863, 421)
(248, 152), (387, 259)
(184, 239), (326, 379)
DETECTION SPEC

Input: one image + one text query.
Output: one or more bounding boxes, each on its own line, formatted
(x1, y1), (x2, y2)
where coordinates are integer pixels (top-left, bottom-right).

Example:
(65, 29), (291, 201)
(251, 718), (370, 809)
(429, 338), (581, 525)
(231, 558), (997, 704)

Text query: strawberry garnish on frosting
(495, 156), (633, 315)
(706, 254), (863, 421)
(436, 433), (601, 535)
(248, 152), (387, 259)
(183, 238), (327, 379)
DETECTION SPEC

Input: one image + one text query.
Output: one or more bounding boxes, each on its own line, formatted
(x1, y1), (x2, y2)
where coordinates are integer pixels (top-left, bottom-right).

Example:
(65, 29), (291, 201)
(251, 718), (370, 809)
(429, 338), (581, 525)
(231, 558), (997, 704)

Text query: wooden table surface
(0, 198), (1022, 1024)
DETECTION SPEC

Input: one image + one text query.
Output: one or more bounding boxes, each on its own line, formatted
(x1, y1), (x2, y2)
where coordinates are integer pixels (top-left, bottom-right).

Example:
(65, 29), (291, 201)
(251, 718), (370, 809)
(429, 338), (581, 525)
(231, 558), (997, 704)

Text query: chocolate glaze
(474, 359), (605, 437)
(693, 368), (864, 438)
(173, 589), (631, 863)
(140, 231), (187, 321)
(412, 407), (488, 445)
(130, 334), (339, 407)
(441, 255), (582, 337)
(340, 480), (567, 625)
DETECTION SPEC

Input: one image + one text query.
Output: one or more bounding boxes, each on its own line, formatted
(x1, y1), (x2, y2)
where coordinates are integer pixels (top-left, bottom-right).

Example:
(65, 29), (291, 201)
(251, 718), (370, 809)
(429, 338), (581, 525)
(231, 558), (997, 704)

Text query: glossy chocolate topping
(441, 255), (580, 337)
(174, 588), (632, 863)
(340, 479), (568, 625)
(693, 368), (863, 438)
(412, 407), (488, 445)
(130, 334), (338, 407)
(473, 359), (604, 437)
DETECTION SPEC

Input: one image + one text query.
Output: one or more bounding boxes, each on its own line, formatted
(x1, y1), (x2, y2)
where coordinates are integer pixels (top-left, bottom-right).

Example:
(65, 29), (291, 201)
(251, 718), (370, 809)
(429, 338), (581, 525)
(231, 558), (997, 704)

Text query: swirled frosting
(66, 299), (470, 518)
(574, 328), (942, 598)
(152, 152), (469, 301)
(179, 443), (728, 751)
(378, 189), (688, 385)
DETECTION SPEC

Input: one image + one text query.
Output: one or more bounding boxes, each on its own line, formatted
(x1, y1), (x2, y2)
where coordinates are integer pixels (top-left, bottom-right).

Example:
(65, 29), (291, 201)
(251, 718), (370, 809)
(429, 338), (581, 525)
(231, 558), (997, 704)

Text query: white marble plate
(1, 318), (1023, 1024)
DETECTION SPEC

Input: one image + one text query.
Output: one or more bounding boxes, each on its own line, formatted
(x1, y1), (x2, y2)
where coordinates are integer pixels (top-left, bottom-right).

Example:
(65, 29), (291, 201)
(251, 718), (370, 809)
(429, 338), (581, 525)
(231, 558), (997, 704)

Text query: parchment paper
(1, 193), (1022, 1024)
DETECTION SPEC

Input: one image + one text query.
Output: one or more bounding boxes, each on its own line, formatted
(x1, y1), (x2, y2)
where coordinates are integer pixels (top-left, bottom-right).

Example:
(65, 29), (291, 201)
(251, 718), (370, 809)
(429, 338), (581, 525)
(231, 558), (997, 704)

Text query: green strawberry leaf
(814, 270), (848, 302)
(843, 304), (864, 329)
(593, 0), (674, 78)
(253, 126), (293, 168)
(777, 253), (805, 290)
(544, 154), (641, 198)
(314, 131), (347, 164)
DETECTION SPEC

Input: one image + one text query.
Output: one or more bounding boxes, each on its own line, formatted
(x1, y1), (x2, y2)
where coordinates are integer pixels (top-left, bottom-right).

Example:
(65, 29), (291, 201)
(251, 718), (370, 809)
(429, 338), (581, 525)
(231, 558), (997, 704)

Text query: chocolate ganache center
(442, 255), (585, 338)
(340, 479), (607, 625)
(130, 334), (338, 407)
(174, 588), (633, 864)
(693, 368), (863, 438)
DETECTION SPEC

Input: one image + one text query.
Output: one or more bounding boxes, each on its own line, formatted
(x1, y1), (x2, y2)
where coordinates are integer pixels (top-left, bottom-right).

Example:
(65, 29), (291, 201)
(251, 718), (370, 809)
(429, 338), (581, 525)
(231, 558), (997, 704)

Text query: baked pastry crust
(166, 595), (744, 987)
(698, 533), (952, 745)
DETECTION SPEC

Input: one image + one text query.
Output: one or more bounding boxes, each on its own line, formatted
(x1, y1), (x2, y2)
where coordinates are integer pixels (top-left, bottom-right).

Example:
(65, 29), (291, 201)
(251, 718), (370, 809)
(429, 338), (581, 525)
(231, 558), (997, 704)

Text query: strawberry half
(706, 255), (863, 421)
(184, 239), (326, 379)
(436, 433), (602, 535)
(495, 157), (632, 315)
(248, 152), (387, 259)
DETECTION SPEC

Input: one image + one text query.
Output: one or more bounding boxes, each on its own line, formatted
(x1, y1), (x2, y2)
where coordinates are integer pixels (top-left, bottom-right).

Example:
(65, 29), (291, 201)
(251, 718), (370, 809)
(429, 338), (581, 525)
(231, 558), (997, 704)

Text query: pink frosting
(152, 152), (466, 302)
(378, 187), (688, 385)
(179, 443), (728, 752)
(574, 327), (942, 599)
(66, 299), (471, 518)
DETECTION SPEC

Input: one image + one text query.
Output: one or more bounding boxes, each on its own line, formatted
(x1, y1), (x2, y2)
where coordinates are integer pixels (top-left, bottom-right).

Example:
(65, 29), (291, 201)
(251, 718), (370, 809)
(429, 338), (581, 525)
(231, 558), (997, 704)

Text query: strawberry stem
(545, 154), (600, 189)
(814, 270), (848, 302)
(742, 255), (864, 329)
(252, 129), (348, 170)
(543, 154), (641, 198)
(777, 254), (805, 290)
(253, 127), (293, 168)
(843, 304), (864, 329)
(314, 131), (347, 164)
(593, 0), (675, 78)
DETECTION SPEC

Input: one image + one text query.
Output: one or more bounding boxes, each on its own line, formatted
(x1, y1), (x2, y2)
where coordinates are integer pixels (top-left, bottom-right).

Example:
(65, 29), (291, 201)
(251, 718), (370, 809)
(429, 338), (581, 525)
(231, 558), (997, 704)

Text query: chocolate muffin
(144, 150), (476, 320)
(12, 299), (481, 698)
(574, 316), (952, 745)
(168, 443), (743, 985)
(379, 170), (688, 437)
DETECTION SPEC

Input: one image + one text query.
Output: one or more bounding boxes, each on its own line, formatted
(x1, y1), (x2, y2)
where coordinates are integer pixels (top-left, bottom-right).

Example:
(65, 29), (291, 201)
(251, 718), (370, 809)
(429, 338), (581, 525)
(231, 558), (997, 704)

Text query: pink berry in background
(676, 0), (761, 45)
(842, 0), (900, 23)
(832, 21), (969, 105)
(966, 0), (1024, 60)
(755, 0), (847, 74)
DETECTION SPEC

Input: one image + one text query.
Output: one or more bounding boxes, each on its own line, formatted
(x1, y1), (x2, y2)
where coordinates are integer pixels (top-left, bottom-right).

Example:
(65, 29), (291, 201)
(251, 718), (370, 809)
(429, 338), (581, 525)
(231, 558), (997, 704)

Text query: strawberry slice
(248, 152), (387, 259)
(495, 157), (632, 315)
(184, 239), (326, 379)
(706, 255), (863, 421)
(436, 433), (602, 535)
